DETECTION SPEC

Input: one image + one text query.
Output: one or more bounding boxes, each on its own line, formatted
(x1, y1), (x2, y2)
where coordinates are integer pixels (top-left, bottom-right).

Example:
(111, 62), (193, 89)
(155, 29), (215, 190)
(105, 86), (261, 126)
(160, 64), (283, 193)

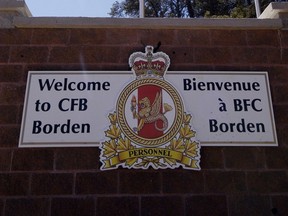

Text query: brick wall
(0, 24), (288, 216)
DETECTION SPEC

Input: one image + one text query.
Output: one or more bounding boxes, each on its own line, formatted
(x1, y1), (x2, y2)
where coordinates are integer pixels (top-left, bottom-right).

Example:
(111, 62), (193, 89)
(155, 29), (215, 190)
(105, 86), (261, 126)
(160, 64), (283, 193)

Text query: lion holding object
(131, 92), (173, 132)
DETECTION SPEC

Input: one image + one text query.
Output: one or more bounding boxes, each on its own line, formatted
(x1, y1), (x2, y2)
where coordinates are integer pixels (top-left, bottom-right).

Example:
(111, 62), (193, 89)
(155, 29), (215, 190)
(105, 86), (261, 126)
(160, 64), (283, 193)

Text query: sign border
(19, 71), (278, 148)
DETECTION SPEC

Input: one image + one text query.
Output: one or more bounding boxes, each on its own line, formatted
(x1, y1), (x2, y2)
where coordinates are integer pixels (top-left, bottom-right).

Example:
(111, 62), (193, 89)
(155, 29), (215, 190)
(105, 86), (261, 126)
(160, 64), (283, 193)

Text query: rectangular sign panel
(19, 71), (277, 147)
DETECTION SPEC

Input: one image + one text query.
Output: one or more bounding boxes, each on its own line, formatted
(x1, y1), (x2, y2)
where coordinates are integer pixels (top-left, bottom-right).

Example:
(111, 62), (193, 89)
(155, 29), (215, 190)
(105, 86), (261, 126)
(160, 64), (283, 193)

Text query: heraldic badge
(100, 46), (201, 170)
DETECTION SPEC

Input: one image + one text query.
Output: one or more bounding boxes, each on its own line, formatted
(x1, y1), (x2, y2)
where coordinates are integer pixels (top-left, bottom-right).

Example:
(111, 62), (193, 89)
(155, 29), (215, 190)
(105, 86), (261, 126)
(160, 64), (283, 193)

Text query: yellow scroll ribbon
(103, 148), (199, 169)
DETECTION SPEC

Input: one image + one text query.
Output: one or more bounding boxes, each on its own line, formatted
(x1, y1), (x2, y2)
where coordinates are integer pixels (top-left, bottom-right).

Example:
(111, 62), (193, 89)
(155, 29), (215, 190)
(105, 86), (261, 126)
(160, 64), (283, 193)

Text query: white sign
(19, 71), (277, 147)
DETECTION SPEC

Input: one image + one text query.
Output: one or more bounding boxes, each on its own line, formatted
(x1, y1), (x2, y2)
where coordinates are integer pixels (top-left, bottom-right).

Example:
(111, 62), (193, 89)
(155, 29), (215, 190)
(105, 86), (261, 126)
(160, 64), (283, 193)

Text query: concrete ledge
(0, 1), (32, 17)
(259, 2), (288, 19)
(13, 17), (283, 29)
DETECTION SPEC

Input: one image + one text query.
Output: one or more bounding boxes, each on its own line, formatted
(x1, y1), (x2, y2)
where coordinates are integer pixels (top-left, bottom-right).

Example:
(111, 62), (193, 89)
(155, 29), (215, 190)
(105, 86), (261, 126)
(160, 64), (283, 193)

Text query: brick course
(5, 198), (49, 216)
(0, 21), (287, 216)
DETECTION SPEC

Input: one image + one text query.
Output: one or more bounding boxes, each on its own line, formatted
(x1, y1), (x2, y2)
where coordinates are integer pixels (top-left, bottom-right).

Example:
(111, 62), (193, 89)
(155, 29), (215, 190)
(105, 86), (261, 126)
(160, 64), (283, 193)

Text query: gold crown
(129, 46), (170, 79)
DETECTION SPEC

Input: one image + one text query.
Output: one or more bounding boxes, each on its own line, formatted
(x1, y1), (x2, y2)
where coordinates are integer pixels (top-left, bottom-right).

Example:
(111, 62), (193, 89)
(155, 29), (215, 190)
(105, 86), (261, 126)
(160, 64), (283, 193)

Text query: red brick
(49, 46), (83, 63)
(186, 195), (227, 216)
(200, 147), (224, 169)
(81, 46), (124, 63)
(18, 105), (23, 124)
(267, 47), (282, 64)
(0, 83), (25, 104)
(24, 63), (87, 71)
(55, 148), (99, 170)
(51, 197), (95, 216)
(211, 30), (247, 46)
(247, 30), (280, 47)
(271, 195), (288, 216)
(5, 198), (49, 216)
(0, 46), (9, 63)
(137, 29), (176, 46)
(0, 149), (12, 171)
(141, 196), (184, 216)
(232, 47), (268, 64)
(69, 29), (107, 45)
(274, 105), (288, 125)
(231, 47), (248, 65)
(0, 65), (23, 82)
(250, 66), (271, 73)
(280, 31), (288, 47)
(0, 200), (3, 216)
(106, 29), (140, 45)
(268, 66), (288, 84)
(162, 170), (204, 193)
(12, 149), (54, 171)
(0, 126), (19, 147)
(247, 171), (288, 193)
(0, 25), (287, 216)
(281, 48), (288, 62)
(194, 47), (232, 64)
(277, 124), (288, 147)
(176, 29), (211, 47)
(164, 47), (194, 64)
(0, 105), (19, 124)
(9, 46), (49, 63)
(266, 147), (288, 169)
(49, 46), (124, 64)
(224, 147), (265, 169)
(32, 29), (69, 45)
(76, 171), (118, 194)
(97, 197), (138, 216)
(214, 65), (251, 71)
(205, 171), (246, 193)
(0, 29), (32, 45)
(273, 84), (288, 104)
(119, 171), (161, 194)
(25, 62), (127, 72)
(228, 195), (271, 216)
(119, 46), (140, 64)
(171, 64), (214, 71)
(0, 173), (29, 196)
(31, 173), (73, 195)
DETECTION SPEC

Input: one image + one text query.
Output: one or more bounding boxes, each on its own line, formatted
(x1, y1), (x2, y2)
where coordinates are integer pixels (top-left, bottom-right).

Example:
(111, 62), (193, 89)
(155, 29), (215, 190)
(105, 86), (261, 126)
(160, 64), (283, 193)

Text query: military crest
(100, 46), (201, 170)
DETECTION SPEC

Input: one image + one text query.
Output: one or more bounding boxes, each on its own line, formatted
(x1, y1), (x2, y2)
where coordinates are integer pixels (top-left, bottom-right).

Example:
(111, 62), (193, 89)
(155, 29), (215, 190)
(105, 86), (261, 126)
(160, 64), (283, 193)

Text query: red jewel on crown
(129, 45), (170, 79)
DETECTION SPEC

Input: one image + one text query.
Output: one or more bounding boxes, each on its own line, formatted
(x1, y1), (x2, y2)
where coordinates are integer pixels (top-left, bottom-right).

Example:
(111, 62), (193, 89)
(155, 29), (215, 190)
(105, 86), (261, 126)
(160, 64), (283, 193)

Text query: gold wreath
(101, 112), (201, 170)
(116, 78), (184, 147)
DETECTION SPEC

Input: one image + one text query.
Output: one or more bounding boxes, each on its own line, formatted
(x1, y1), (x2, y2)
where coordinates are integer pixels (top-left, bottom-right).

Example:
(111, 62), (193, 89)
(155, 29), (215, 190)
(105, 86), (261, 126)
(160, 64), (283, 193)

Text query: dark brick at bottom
(141, 196), (184, 216)
(51, 197), (95, 216)
(186, 195), (227, 216)
(5, 198), (49, 216)
(96, 197), (139, 216)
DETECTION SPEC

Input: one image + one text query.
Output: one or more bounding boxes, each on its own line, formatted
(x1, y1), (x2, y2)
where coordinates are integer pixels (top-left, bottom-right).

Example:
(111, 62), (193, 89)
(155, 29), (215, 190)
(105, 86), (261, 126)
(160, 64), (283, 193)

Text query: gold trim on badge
(117, 78), (184, 147)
